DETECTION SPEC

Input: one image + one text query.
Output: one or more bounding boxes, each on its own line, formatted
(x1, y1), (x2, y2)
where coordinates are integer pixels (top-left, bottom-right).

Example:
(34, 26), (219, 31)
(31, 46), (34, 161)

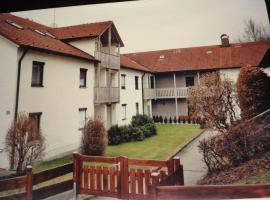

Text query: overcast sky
(14, 0), (269, 53)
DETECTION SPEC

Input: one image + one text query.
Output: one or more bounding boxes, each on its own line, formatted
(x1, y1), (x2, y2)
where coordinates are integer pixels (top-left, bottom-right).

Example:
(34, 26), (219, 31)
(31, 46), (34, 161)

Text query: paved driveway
(176, 129), (218, 185)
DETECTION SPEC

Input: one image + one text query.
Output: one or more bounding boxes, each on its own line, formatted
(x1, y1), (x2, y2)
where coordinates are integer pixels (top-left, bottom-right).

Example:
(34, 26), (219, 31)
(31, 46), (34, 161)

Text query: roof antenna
(50, 8), (58, 28)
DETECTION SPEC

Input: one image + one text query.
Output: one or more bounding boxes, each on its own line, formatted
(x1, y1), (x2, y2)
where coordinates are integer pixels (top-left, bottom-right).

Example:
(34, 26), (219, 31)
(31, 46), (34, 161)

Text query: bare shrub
(81, 119), (108, 156)
(199, 112), (270, 173)
(188, 72), (238, 133)
(5, 113), (45, 174)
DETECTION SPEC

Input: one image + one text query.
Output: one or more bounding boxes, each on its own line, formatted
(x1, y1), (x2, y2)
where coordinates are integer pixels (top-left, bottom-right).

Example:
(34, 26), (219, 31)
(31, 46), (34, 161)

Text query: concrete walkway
(176, 129), (218, 185)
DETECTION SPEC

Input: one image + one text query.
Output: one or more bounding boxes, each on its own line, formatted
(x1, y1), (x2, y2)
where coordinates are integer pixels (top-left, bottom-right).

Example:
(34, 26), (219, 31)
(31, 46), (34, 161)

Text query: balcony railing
(95, 51), (120, 70)
(94, 87), (120, 103)
(144, 87), (188, 100)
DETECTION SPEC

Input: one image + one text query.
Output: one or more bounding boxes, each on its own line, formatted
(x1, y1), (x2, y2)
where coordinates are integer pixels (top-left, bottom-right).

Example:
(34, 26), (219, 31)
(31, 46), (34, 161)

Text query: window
(31, 61), (44, 87)
(80, 68), (87, 88)
(185, 76), (194, 87)
(79, 108), (87, 129)
(121, 74), (126, 89)
(150, 76), (154, 88)
(122, 104), (127, 120)
(135, 76), (139, 90)
(136, 102), (139, 115)
(29, 112), (42, 131)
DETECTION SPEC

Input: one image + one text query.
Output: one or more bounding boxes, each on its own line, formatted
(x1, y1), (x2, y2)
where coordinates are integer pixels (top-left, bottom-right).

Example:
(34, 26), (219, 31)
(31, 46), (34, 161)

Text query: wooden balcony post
(26, 165), (33, 200)
(173, 73), (178, 118)
(173, 156), (184, 185)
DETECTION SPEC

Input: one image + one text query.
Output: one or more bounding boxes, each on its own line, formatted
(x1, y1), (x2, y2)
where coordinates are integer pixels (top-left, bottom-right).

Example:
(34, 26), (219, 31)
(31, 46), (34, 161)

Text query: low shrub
(169, 117), (172, 124)
(178, 117), (181, 124)
(159, 116), (163, 123)
(108, 125), (122, 145)
(173, 116), (177, 124)
(108, 114), (157, 145)
(164, 117), (168, 124)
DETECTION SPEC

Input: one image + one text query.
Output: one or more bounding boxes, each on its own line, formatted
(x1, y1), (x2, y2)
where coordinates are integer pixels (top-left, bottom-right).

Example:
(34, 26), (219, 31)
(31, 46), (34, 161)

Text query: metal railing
(94, 87), (120, 103)
(144, 87), (188, 99)
(94, 51), (120, 70)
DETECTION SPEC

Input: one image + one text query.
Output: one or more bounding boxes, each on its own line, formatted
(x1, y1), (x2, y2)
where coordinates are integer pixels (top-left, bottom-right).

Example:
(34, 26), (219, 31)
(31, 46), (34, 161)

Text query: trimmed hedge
(108, 114), (157, 145)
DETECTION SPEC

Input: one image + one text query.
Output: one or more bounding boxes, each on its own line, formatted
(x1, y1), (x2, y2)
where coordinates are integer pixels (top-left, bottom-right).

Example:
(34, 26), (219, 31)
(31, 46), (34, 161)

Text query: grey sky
(14, 0), (269, 53)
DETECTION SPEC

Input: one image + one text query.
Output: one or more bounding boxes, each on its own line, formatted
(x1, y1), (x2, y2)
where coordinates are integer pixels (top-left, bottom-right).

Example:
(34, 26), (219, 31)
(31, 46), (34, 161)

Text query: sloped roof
(0, 13), (97, 61)
(124, 41), (270, 73)
(50, 21), (124, 47)
(120, 55), (151, 72)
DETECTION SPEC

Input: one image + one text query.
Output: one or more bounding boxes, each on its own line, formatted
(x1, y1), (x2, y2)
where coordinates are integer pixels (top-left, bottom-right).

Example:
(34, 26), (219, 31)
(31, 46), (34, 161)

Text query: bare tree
(188, 72), (239, 133)
(239, 18), (270, 42)
(5, 113), (45, 174)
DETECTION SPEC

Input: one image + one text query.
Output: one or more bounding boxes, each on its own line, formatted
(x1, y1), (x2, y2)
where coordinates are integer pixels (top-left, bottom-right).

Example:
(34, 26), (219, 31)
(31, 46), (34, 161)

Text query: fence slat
(96, 166), (101, 191)
(144, 169), (151, 195)
(156, 184), (270, 200)
(0, 176), (26, 191)
(78, 155), (117, 163)
(137, 169), (143, 195)
(0, 192), (26, 200)
(109, 167), (115, 192)
(130, 169), (136, 195)
(33, 163), (73, 185)
(103, 167), (108, 192)
(83, 166), (89, 191)
(128, 159), (167, 167)
(160, 171), (166, 182)
(90, 166), (95, 191)
(33, 180), (73, 199)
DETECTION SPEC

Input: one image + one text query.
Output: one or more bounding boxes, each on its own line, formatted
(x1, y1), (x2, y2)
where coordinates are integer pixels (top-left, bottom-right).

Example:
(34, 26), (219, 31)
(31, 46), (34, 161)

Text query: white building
(0, 14), (269, 169)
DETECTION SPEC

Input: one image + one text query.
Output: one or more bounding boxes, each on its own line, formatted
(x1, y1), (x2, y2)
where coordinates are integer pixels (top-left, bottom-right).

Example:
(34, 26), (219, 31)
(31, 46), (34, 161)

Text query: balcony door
(185, 76), (194, 87)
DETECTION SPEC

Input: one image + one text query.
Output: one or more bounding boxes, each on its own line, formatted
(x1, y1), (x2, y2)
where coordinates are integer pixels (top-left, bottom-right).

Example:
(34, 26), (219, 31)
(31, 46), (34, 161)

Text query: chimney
(220, 34), (230, 47)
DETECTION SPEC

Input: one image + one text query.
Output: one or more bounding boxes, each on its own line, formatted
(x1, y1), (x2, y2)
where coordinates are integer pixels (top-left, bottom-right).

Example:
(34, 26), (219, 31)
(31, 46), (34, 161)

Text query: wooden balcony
(95, 51), (120, 70)
(144, 87), (188, 100)
(94, 87), (120, 103)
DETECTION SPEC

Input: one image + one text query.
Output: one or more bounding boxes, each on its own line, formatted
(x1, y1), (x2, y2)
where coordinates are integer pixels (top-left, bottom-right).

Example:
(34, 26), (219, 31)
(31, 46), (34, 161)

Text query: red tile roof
(124, 41), (270, 73)
(0, 13), (97, 61)
(120, 55), (151, 72)
(49, 21), (124, 47)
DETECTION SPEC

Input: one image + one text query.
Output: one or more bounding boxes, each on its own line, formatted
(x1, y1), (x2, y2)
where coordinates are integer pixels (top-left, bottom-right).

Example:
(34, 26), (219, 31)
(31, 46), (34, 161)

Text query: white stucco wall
(69, 38), (97, 56)
(0, 37), (19, 168)
(18, 50), (95, 159)
(117, 68), (144, 126)
(219, 68), (241, 83)
(263, 66), (270, 76)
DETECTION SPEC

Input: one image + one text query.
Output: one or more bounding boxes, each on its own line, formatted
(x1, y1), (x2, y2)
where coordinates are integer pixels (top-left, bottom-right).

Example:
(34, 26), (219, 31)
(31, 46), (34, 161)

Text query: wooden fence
(0, 163), (73, 200)
(73, 153), (184, 200)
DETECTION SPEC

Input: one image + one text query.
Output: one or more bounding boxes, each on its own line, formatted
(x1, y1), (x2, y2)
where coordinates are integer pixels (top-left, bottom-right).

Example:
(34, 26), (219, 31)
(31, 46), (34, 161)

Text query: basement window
(6, 20), (23, 29)
(29, 112), (42, 131)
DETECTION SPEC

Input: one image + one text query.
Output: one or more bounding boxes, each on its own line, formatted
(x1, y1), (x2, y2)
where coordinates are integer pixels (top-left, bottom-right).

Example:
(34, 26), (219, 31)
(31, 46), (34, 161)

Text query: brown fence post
(26, 165), (33, 200)
(179, 164), (184, 185)
(166, 159), (175, 175)
(173, 156), (180, 171)
(148, 172), (159, 200)
(73, 152), (81, 199)
(117, 156), (129, 199)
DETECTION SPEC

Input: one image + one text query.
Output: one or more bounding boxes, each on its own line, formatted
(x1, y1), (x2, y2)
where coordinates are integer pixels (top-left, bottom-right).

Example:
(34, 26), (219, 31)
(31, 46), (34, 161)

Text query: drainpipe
(15, 48), (29, 119)
(141, 72), (146, 114)
(11, 48), (28, 170)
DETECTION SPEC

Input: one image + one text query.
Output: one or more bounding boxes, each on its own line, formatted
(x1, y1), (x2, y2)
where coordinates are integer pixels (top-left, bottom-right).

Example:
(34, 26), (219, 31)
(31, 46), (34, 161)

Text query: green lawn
(34, 124), (201, 172)
(105, 124), (201, 160)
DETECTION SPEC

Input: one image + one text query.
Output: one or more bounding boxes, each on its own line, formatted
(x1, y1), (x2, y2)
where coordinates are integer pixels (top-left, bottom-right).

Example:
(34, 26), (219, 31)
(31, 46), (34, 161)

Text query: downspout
(11, 48), (28, 170)
(141, 72), (146, 114)
(15, 48), (29, 119)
